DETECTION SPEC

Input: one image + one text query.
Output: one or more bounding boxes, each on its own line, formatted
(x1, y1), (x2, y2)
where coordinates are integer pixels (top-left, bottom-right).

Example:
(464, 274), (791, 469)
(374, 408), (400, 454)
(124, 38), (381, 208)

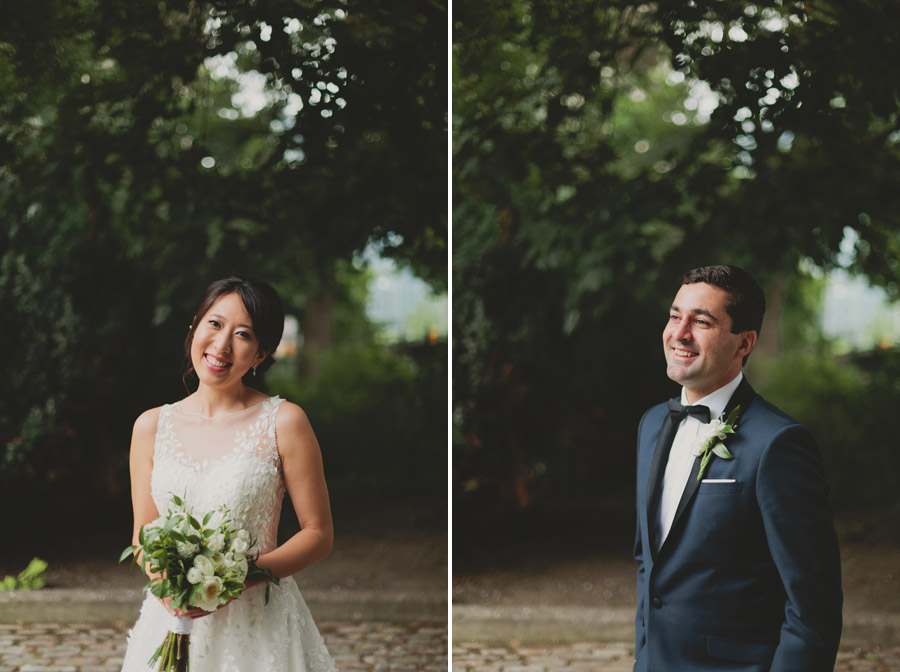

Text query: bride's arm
(254, 401), (334, 580)
(130, 407), (210, 618)
(129, 408), (161, 578)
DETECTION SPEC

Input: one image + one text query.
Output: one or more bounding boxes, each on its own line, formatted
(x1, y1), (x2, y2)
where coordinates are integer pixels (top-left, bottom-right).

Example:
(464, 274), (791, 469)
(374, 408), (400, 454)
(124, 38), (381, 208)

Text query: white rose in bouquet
(192, 554), (216, 578)
(176, 540), (199, 559)
(207, 532), (226, 553)
(186, 567), (204, 585)
(195, 576), (224, 612)
(224, 552), (249, 582)
(210, 553), (226, 575)
(230, 536), (250, 556)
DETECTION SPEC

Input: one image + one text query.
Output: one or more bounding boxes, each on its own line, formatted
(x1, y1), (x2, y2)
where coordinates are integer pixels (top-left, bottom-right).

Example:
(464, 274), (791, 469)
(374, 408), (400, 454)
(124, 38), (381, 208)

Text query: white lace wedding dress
(122, 396), (337, 672)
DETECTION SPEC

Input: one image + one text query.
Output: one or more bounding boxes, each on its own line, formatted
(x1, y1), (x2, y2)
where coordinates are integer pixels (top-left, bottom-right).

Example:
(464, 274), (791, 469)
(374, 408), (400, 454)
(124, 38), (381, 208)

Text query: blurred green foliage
(270, 340), (447, 501)
(0, 558), (47, 591)
(0, 0), (446, 531)
(754, 349), (897, 512)
(453, 0), (900, 531)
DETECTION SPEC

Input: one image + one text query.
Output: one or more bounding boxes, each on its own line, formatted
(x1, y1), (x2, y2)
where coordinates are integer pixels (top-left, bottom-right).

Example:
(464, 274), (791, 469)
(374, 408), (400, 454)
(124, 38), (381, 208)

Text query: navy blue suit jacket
(634, 378), (842, 671)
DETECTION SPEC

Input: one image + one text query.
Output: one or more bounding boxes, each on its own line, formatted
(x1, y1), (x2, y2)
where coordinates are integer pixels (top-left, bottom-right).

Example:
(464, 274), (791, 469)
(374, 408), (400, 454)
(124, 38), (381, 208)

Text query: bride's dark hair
(182, 277), (285, 392)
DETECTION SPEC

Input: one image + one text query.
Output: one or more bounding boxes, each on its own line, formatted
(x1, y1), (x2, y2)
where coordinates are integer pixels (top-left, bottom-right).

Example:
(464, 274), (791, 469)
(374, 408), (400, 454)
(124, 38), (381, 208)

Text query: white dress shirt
(654, 372), (743, 552)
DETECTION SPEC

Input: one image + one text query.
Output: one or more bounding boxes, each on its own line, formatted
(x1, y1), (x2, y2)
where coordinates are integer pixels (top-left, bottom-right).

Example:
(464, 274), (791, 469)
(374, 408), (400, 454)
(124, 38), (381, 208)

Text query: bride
(122, 277), (337, 671)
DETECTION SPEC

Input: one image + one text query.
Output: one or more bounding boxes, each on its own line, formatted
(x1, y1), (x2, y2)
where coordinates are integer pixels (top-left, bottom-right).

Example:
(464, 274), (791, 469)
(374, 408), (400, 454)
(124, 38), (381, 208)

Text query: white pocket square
(701, 478), (736, 483)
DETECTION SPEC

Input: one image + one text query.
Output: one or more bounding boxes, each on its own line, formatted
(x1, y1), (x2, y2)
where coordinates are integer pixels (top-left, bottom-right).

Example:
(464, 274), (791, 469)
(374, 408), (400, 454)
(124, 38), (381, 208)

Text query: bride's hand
(158, 595), (234, 619)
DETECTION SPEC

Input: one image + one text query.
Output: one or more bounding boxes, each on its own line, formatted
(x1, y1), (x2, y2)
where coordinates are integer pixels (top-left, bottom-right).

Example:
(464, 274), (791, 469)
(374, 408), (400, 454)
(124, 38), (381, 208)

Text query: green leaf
(172, 494), (184, 507)
(724, 404), (741, 427)
(203, 511), (213, 526)
(712, 443), (734, 460)
(172, 592), (190, 610)
(119, 546), (137, 563)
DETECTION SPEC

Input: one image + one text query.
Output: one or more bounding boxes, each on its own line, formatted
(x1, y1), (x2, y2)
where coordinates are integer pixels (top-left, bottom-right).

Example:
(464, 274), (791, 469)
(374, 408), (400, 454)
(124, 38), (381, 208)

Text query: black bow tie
(667, 398), (711, 424)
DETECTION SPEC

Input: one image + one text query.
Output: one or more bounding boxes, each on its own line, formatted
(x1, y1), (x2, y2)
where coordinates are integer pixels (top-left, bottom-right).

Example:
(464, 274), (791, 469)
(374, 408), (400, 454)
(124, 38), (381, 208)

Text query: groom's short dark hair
(682, 265), (766, 336)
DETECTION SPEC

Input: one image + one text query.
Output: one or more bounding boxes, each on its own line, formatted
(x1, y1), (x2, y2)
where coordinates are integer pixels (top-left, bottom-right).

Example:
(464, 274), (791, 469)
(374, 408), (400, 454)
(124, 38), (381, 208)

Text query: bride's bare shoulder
(273, 400), (320, 455)
(132, 406), (163, 442)
(274, 399), (311, 428)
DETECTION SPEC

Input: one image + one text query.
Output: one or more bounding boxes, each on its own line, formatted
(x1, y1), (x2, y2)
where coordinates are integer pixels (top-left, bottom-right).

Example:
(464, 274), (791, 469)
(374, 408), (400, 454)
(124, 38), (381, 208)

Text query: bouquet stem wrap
(149, 616), (193, 671)
(171, 616), (194, 635)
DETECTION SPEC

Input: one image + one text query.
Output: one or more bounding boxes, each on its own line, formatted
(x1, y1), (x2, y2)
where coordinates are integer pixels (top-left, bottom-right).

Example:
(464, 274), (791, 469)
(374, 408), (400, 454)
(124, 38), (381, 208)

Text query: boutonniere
(695, 405), (741, 481)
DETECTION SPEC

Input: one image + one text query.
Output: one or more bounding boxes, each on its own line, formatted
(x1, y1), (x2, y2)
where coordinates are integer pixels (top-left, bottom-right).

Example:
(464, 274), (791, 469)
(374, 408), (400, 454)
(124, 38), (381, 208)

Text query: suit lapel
(646, 401), (679, 559)
(665, 377), (757, 548)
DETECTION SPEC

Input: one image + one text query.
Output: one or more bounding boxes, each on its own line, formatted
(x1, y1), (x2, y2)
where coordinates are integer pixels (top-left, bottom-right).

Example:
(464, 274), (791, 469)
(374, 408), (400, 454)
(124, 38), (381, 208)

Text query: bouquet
(121, 494), (278, 671)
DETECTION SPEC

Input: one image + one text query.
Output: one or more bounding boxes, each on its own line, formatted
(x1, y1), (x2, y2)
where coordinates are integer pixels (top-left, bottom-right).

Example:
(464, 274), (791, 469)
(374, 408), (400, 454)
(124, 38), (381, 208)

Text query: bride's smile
(203, 353), (233, 371)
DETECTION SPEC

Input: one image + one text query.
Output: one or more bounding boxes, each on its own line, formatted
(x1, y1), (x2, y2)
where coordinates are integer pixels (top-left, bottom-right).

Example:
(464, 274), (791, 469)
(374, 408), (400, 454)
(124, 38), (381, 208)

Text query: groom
(633, 265), (842, 671)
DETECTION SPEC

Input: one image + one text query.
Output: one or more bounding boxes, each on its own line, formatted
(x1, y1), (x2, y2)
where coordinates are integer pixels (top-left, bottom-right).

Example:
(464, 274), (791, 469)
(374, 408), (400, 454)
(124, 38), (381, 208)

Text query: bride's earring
(252, 365), (258, 377)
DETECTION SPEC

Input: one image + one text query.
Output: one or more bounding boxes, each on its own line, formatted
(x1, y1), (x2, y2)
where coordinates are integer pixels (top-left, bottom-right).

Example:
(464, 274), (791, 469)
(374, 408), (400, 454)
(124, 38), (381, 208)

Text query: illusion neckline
(174, 396), (272, 420)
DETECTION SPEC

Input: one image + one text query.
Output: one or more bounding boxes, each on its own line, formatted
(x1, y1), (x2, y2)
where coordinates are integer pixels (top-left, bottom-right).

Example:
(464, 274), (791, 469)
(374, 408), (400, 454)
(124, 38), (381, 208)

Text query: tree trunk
(299, 290), (334, 379)
(755, 272), (784, 358)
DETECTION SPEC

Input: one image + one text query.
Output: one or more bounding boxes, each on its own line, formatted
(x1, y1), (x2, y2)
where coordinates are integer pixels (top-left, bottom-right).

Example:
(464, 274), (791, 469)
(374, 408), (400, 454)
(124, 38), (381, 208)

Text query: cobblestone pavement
(0, 620), (447, 671)
(452, 641), (900, 672)
(452, 642), (633, 672)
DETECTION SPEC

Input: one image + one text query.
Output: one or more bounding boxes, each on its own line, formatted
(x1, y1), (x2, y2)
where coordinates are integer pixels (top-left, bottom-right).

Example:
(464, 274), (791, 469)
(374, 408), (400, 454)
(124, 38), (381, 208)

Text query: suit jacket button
(651, 597), (662, 609)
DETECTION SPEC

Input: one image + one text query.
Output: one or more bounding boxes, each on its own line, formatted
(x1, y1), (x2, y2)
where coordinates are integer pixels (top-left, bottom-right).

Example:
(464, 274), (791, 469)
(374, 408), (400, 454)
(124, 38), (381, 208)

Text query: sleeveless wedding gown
(122, 396), (337, 672)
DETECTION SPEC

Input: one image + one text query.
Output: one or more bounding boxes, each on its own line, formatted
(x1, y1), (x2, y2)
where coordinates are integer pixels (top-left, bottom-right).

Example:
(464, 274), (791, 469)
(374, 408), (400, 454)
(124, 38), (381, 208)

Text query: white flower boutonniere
(695, 405), (741, 481)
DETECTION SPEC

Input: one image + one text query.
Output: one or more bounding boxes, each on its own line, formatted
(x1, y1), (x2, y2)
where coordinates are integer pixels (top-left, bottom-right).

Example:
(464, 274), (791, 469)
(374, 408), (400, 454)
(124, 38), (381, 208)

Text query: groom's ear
(737, 330), (757, 358)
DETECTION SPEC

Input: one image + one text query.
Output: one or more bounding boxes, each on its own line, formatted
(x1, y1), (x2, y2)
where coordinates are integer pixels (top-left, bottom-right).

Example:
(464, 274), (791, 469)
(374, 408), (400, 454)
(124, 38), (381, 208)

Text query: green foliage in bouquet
(120, 494), (278, 610)
(0, 557), (47, 591)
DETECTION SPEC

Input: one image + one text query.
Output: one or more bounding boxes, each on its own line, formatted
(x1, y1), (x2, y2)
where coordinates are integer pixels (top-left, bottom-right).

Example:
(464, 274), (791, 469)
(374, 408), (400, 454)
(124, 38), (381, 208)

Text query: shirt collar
(680, 371), (743, 422)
